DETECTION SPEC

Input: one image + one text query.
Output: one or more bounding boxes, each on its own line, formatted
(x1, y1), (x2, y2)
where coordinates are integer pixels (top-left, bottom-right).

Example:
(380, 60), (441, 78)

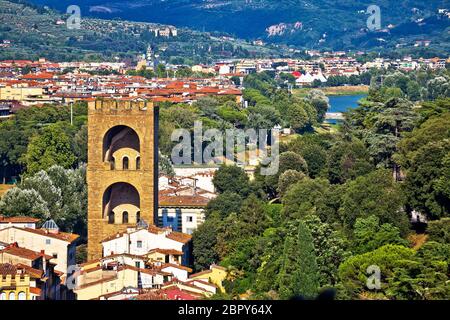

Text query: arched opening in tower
(103, 125), (140, 170)
(102, 182), (140, 224)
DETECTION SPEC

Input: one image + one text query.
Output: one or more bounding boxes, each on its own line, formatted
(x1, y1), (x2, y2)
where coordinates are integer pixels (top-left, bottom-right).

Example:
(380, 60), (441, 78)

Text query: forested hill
(29, 0), (450, 52)
(0, 0), (281, 62)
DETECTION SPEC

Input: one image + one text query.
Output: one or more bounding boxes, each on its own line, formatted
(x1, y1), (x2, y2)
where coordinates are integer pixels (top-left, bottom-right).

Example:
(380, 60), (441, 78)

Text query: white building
(0, 216), (39, 230)
(0, 220), (78, 274)
(101, 224), (192, 266)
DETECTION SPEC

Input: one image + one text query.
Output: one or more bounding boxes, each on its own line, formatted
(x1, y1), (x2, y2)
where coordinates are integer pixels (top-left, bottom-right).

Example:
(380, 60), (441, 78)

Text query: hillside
(28, 0), (450, 52)
(0, 0), (283, 62)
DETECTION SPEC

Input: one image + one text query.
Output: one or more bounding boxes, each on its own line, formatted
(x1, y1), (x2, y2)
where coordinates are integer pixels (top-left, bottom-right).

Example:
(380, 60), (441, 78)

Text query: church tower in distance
(87, 100), (159, 260)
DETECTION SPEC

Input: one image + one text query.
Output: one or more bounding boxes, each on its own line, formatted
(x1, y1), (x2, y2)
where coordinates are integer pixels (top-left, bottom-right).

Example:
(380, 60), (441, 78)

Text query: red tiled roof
(159, 194), (210, 208)
(16, 227), (79, 243)
(166, 231), (192, 244)
(148, 248), (183, 256)
(0, 215), (39, 224)
(159, 263), (192, 273)
(0, 245), (52, 261)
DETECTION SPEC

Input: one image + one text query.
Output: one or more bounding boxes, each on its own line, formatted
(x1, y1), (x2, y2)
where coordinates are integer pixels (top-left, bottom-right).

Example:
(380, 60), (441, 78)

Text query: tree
(0, 165), (87, 237)
(282, 178), (338, 223)
(339, 169), (409, 234)
(22, 124), (76, 175)
(73, 125), (88, 163)
(326, 139), (373, 184)
(303, 215), (350, 288)
(353, 215), (408, 254)
(261, 151), (309, 198)
(305, 89), (330, 123)
(212, 165), (250, 196)
(247, 104), (281, 129)
(286, 101), (316, 133)
(427, 218), (450, 244)
(0, 187), (50, 220)
(403, 140), (450, 220)
(338, 245), (417, 299)
(206, 191), (243, 219)
(192, 212), (222, 271)
(277, 170), (305, 197)
(277, 221), (320, 299)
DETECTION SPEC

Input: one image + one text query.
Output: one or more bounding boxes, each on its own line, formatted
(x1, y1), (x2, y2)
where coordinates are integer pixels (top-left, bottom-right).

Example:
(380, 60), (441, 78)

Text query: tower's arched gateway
(87, 100), (159, 260)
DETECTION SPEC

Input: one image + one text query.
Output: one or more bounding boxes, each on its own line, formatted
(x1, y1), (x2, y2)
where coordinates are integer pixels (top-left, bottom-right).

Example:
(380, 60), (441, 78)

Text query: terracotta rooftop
(0, 215), (39, 224)
(159, 263), (192, 273)
(166, 231), (192, 244)
(148, 248), (183, 256)
(0, 263), (43, 278)
(159, 194), (210, 208)
(0, 245), (52, 261)
(21, 227), (79, 243)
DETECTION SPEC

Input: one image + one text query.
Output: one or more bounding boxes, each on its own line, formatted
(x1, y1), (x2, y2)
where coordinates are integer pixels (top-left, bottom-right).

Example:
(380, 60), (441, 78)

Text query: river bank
(293, 85), (369, 97)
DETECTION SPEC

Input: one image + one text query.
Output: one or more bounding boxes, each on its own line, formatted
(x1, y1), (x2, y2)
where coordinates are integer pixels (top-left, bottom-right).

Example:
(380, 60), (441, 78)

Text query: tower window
(123, 156), (129, 170)
(108, 212), (115, 224)
(136, 211), (141, 223)
(123, 211), (129, 224)
(136, 157), (141, 170)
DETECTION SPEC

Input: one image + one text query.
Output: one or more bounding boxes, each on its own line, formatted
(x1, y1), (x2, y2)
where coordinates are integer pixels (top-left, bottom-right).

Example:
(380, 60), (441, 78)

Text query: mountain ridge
(28, 0), (450, 51)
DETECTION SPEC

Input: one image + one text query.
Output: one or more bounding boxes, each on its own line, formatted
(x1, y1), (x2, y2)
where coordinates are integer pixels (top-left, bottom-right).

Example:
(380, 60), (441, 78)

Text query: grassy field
(293, 85), (369, 97)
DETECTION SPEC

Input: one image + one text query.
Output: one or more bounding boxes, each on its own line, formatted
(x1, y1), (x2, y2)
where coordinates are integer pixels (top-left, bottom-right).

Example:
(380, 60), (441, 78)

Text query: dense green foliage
(193, 68), (450, 300)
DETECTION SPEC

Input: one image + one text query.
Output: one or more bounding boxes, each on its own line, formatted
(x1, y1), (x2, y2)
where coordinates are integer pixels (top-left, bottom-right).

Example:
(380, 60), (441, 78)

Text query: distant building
(101, 224), (192, 266)
(0, 220), (79, 274)
(0, 216), (39, 230)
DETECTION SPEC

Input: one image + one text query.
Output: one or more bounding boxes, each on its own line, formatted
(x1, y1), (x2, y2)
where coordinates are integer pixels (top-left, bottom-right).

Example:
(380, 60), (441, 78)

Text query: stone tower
(87, 100), (159, 260)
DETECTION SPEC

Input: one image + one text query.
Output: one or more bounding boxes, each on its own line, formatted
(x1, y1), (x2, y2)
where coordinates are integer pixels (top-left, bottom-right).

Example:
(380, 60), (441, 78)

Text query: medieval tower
(87, 100), (159, 260)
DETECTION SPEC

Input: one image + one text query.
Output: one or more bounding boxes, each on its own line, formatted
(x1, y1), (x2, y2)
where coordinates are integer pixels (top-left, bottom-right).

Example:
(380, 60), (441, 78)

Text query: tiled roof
(159, 263), (192, 273)
(0, 216), (39, 224)
(15, 263), (44, 279)
(159, 194), (210, 208)
(29, 287), (42, 295)
(166, 231), (192, 244)
(0, 263), (43, 278)
(189, 269), (212, 279)
(21, 227), (79, 243)
(0, 263), (17, 276)
(148, 248), (183, 256)
(100, 231), (127, 243)
(0, 245), (51, 261)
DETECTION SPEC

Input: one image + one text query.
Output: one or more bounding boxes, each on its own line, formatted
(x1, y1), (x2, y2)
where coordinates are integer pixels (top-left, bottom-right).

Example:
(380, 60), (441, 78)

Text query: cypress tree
(277, 221), (320, 299)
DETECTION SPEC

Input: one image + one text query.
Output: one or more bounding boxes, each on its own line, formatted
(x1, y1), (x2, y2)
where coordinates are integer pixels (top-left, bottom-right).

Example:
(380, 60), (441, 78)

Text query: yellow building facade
(0, 86), (44, 101)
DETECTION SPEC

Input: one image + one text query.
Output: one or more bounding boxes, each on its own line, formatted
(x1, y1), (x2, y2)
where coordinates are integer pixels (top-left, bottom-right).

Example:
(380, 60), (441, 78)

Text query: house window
(186, 216), (193, 223)
(52, 253), (58, 259)
(136, 157), (140, 170)
(18, 292), (26, 300)
(123, 156), (129, 170)
(123, 211), (129, 224)
(137, 241), (142, 248)
(0, 292), (6, 300)
(186, 228), (195, 235)
(135, 261), (141, 268)
(8, 292), (15, 300)
(45, 239), (51, 245)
